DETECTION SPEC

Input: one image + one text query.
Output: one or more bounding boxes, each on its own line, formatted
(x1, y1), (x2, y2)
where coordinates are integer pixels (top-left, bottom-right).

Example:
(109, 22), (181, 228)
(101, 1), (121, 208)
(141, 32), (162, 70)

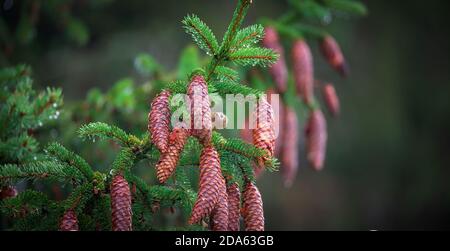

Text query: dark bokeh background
(2, 0), (450, 230)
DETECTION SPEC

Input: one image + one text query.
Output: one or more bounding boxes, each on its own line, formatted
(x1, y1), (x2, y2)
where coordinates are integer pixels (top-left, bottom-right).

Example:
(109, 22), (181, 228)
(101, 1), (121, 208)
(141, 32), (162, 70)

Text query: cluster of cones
(148, 75), (275, 231)
(248, 26), (347, 187)
(59, 173), (132, 231)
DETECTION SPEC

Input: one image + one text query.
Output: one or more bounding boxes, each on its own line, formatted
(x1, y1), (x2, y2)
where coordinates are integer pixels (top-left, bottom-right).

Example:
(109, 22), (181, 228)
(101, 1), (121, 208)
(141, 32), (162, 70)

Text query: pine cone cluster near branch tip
(210, 176), (228, 231)
(189, 145), (223, 225)
(149, 90), (171, 153)
(292, 39), (314, 105)
(320, 35), (348, 77)
(262, 26), (288, 93)
(281, 106), (299, 187)
(110, 174), (132, 231)
(322, 84), (340, 117)
(242, 182), (264, 231)
(252, 96), (275, 168)
(156, 127), (190, 183)
(187, 75), (212, 145)
(227, 183), (241, 231)
(59, 209), (79, 231)
(0, 186), (18, 199)
(305, 110), (327, 171)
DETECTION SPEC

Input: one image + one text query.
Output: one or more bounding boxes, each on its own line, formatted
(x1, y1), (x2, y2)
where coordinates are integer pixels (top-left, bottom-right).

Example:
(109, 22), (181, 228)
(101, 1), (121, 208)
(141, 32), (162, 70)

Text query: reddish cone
(156, 127), (190, 183)
(242, 182), (264, 231)
(59, 209), (79, 231)
(189, 145), (223, 224)
(210, 176), (228, 231)
(227, 183), (241, 231)
(322, 84), (340, 117)
(320, 35), (348, 77)
(281, 106), (299, 187)
(0, 186), (18, 199)
(187, 75), (212, 145)
(305, 110), (327, 171)
(110, 174), (132, 231)
(292, 39), (314, 105)
(262, 27), (288, 93)
(266, 88), (283, 158)
(252, 96), (275, 168)
(149, 90), (171, 153)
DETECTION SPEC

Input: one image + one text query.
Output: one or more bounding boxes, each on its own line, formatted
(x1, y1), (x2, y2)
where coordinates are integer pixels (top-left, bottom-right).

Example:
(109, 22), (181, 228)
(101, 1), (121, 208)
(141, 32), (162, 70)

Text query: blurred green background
(1, 0), (450, 230)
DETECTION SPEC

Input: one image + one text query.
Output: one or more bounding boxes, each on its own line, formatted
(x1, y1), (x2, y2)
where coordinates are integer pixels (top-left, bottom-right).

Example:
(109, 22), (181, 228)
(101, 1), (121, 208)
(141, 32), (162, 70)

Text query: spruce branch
(228, 47), (279, 67)
(205, 0), (253, 81)
(230, 24), (265, 51)
(211, 80), (263, 97)
(45, 142), (93, 181)
(78, 122), (142, 148)
(1, 190), (53, 218)
(92, 194), (112, 230)
(0, 161), (84, 182)
(0, 64), (31, 85)
(182, 15), (220, 56)
(213, 66), (240, 82)
(220, 0), (253, 55)
(111, 148), (136, 173)
(323, 0), (368, 16)
(212, 132), (278, 171)
(220, 150), (255, 186)
(166, 80), (188, 94)
(64, 183), (94, 214)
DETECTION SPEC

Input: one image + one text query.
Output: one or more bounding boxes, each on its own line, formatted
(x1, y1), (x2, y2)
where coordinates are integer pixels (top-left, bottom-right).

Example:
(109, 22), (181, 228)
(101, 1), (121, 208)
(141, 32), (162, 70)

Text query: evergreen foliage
(0, 0), (366, 231)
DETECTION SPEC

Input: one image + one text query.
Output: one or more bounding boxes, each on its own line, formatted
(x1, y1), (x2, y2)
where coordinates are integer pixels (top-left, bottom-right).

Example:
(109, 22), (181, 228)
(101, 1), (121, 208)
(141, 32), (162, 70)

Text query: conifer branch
(111, 148), (136, 173)
(229, 47), (279, 67)
(211, 80), (263, 97)
(230, 24), (265, 51)
(1, 190), (53, 218)
(78, 122), (142, 148)
(213, 66), (240, 82)
(220, 0), (253, 55)
(212, 132), (278, 171)
(0, 161), (84, 182)
(166, 80), (188, 94)
(64, 183), (94, 213)
(45, 142), (94, 181)
(182, 15), (220, 56)
(323, 0), (368, 16)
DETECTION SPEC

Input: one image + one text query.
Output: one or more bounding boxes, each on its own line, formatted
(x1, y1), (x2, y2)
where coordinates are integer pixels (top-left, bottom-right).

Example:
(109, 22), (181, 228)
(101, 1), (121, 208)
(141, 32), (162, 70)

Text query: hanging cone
(322, 84), (340, 117)
(210, 176), (228, 231)
(156, 126), (190, 183)
(189, 145), (223, 224)
(110, 174), (132, 231)
(252, 96), (275, 168)
(242, 182), (264, 231)
(292, 39), (314, 105)
(262, 26), (288, 93)
(187, 75), (212, 145)
(227, 183), (241, 231)
(266, 88), (284, 158)
(0, 186), (18, 199)
(305, 110), (327, 171)
(59, 209), (79, 231)
(320, 35), (348, 77)
(148, 90), (171, 153)
(281, 106), (299, 187)
(241, 119), (264, 179)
